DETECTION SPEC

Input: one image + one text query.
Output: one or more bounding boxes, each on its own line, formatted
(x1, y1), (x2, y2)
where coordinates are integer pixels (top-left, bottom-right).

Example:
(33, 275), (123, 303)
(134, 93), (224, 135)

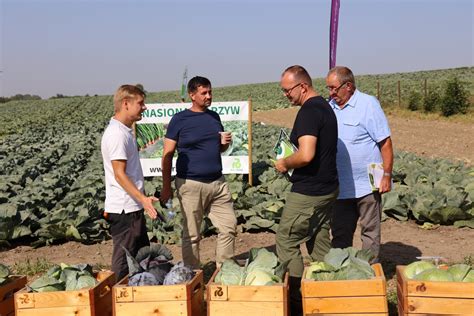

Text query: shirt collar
(330, 89), (360, 110)
(110, 117), (132, 132)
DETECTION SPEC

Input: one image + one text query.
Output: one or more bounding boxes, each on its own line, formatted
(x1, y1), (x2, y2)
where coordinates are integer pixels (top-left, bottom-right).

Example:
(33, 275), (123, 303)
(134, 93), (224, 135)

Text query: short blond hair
(113, 85), (146, 113)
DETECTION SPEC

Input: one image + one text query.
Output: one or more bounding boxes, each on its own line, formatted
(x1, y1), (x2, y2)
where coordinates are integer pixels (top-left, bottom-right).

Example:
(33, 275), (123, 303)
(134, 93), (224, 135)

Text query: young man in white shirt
(101, 85), (158, 281)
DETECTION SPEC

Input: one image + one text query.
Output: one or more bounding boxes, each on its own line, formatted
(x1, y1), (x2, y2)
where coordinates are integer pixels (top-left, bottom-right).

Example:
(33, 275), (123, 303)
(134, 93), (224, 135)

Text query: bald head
(282, 65), (313, 87)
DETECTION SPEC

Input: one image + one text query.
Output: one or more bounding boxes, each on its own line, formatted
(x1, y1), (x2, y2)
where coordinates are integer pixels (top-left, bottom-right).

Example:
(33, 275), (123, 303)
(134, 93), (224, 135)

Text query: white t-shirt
(101, 118), (144, 213)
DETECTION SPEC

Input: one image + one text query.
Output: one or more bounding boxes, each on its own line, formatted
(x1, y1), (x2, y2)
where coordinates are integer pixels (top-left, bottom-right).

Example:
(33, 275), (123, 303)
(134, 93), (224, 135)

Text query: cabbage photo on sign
(273, 129), (297, 176)
(221, 121), (249, 157)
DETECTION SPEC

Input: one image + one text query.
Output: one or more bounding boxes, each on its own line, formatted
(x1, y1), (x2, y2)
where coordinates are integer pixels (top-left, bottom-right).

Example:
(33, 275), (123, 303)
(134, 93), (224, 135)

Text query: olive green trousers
(276, 189), (339, 278)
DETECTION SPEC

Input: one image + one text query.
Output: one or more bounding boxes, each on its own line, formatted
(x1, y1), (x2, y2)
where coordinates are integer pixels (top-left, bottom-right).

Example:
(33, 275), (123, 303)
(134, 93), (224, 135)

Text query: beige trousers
(175, 176), (237, 268)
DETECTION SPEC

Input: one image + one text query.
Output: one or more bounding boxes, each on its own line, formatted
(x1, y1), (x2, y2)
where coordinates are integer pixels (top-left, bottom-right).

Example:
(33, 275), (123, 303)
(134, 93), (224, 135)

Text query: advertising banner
(136, 101), (249, 177)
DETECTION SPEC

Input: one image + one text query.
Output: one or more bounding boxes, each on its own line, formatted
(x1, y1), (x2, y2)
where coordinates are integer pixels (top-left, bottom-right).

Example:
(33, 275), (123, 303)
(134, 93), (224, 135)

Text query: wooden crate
(14, 270), (115, 316)
(113, 270), (203, 316)
(206, 269), (289, 316)
(397, 265), (474, 315)
(301, 263), (388, 315)
(0, 275), (27, 316)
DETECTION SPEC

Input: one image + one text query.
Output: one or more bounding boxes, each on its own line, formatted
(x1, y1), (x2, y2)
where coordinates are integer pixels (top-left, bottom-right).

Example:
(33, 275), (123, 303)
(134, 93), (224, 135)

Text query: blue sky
(1, 0), (472, 98)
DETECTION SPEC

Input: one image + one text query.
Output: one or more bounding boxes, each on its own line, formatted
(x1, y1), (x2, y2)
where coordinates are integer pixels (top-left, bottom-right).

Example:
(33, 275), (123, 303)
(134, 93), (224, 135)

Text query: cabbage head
(148, 261), (173, 285)
(414, 268), (454, 282)
(28, 263), (97, 292)
(343, 257), (375, 280)
(128, 272), (158, 286)
(246, 248), (278, 274)
(76, 275), (98, 290)
(216, 249), (283, 286)
(313, 270), (337, 281)
(244, 269), (280, 286)
(404, 261), (436, 279)
(28, 275), (65, 292)
(448, 264), (471, 282)
(215, 260), (244, 285)
(46, 265), (62, 279)
(324, 248), (350, 269)
(307, 247), (375, 281)
(304, 262), (334, 279)
(163, 262), (195, 285)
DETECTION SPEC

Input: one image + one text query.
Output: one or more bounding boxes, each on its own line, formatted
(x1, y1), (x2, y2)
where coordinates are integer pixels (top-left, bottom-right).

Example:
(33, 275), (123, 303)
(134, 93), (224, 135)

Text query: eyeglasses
(281, 83), (302, 95)
(326, 82), (347, 93)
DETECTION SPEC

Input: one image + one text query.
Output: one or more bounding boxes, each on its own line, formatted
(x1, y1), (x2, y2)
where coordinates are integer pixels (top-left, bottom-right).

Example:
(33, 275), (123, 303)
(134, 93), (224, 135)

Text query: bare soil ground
(2, 108), (474, 315)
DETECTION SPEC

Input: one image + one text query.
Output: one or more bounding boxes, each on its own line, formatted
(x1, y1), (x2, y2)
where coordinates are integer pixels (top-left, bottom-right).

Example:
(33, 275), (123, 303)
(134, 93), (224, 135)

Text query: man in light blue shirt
(326, 66), (393, 262)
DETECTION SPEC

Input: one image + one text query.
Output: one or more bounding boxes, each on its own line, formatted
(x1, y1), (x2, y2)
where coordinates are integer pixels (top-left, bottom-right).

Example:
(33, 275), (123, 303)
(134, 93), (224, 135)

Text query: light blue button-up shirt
(329, 89), (391, 199)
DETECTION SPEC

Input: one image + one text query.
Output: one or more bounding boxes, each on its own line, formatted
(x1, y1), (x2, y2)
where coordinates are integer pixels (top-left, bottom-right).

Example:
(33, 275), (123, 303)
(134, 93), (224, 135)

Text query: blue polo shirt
(329, 90), (391, 199)
(165, 109), (224, 181)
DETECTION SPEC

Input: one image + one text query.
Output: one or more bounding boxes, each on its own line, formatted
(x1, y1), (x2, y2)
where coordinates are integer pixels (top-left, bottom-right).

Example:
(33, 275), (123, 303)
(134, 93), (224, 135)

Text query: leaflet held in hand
(367, 162), (392, 191)
(273, 129), (297, 176)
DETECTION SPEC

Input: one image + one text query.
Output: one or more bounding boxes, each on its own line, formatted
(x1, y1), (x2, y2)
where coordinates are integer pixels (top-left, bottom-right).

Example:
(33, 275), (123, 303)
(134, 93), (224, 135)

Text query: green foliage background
(146, 66), (473, 111)
(0, 67), (473, 247)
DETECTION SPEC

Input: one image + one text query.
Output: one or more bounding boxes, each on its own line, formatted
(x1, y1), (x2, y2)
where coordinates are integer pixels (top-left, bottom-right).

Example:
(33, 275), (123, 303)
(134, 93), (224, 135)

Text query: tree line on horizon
(0, 93), (102, 103)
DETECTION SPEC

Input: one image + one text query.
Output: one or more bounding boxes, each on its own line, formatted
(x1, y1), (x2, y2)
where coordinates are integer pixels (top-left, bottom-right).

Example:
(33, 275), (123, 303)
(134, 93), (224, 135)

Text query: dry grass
(383, 103), (474, 123)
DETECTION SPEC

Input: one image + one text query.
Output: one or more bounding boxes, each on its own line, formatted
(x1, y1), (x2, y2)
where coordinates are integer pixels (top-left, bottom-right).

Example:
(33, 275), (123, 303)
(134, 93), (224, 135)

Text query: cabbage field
(0, 67), (473, 247)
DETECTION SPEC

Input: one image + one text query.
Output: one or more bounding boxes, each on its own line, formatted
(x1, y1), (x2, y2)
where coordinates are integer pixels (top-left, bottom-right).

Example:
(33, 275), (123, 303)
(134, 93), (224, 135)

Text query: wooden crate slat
(128, 283), (188, 301)
(302, 263), (386, 298)
(304, 313), (388, 316)
(0, 299), (16, 316)
(0, 275), (27, 316)
(91, 271), (115, 316)
(16, 305), (92, 316)
(24, 289), (92, 308)
(112, 270), (203, 316)
(208, 301), (286, 316)
(114, 270), (202, 302)
(397, 265), (474, 315)
(397, 278), (408, 313)
(398, 313), (466, 316)
(206, 268), (288, 316)
(15, 270), (114, 316)
(301, 263), (388, 315)
(405, 296), (474, 314)
(303, 296), (388, 314)
(114, 301), (189, 316)
(404, 279), (473, 298)
(207, 269), (288, 303)
(207, 283), (285, 302)
(0, 276), (27, 301)
(190, 282), (204, 316)
(397, 266), (474, 299)
(301, 278), (385, 298)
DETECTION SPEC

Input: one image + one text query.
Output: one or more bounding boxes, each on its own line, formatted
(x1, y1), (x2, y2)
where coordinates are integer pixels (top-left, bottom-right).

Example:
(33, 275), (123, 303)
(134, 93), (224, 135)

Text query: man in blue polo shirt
(326, 66), (393, 262)
(160, 76), (237, 269)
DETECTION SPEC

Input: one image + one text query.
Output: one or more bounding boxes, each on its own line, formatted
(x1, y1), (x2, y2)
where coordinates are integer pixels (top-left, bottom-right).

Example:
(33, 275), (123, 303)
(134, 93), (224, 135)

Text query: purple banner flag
(329, 0), (340, 69)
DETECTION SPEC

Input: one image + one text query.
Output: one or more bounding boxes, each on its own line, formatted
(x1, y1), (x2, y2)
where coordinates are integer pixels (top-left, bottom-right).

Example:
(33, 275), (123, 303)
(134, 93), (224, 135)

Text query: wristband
(383, 172), (392, 177)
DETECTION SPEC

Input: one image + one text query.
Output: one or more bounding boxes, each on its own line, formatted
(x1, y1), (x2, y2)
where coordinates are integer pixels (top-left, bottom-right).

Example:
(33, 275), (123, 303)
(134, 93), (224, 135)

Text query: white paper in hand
(367, 163), (392, 191)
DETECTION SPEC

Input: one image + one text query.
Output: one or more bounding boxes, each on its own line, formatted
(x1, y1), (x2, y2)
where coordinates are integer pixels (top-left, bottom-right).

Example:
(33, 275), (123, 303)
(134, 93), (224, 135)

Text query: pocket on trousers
(288, 213), (312, 239)
(108, 212), (131, 237)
